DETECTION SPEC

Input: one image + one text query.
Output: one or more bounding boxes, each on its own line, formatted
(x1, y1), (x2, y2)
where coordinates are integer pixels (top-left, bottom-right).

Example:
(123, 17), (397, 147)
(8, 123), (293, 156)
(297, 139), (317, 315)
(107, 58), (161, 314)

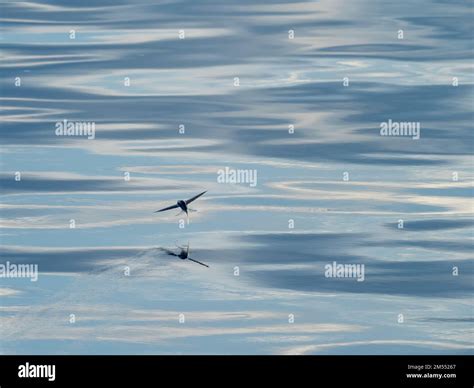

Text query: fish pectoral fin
(185, 191), (207, 205)
(188, 258), (209, 268)
(155, 203), (179, 213)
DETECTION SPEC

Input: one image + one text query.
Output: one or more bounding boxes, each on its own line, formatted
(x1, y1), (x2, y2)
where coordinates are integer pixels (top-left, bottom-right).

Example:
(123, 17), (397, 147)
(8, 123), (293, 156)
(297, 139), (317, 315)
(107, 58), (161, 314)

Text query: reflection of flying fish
(160, 243), (209, 268)
(154, 191), (207, 218)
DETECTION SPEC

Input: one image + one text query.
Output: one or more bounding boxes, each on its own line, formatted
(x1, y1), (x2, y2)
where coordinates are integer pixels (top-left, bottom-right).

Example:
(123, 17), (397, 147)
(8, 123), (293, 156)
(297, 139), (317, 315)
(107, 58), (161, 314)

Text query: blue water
(0, 0), (472, 354)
